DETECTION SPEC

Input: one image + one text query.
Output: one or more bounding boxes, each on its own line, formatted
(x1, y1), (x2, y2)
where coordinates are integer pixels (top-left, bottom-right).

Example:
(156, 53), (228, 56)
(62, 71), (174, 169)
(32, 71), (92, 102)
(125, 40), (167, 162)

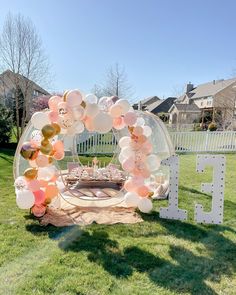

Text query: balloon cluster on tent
(14, 89), (173, 219)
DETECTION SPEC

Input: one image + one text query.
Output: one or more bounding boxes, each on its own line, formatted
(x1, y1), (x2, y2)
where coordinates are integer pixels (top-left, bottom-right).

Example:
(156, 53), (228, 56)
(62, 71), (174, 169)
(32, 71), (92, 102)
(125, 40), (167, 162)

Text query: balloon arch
(13, 90), (174, 220)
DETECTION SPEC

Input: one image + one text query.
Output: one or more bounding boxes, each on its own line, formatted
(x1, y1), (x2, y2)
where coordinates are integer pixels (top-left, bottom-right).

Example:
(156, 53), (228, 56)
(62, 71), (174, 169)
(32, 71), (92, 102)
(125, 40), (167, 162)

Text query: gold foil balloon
(40, 142), (53, 155)
(20, 142), (39, 160)
(51, 123), (61, 135)
(41, 139), (50, 147)
(24, 168), (38, 180)
(41, 124), (56, 139)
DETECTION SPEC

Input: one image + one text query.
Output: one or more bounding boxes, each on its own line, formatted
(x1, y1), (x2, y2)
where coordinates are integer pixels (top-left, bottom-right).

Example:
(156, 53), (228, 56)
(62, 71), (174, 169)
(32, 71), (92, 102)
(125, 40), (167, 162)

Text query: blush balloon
(137, 185), (149, 197)
(66, 89), (83, 107)
(122, 157), (135, 172)
(109, 104), (123, 118)
(48, 111), (59, 123)
(33, 190), (46, 205)
(35, 154), (49, 167)
(45, 184), (59, 199)
(124, 112), (137, 126)
(113, 117), (125, 130)
(48, 96), (63, 111)
(28, 180), (41, 192)
(133, 126), (143, 136)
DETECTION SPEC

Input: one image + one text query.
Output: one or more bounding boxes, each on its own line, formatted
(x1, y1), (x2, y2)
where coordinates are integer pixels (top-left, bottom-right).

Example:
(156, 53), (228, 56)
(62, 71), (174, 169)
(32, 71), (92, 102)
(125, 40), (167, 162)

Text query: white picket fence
(67, 130), (236, 155)
(170, 131), (236, 153)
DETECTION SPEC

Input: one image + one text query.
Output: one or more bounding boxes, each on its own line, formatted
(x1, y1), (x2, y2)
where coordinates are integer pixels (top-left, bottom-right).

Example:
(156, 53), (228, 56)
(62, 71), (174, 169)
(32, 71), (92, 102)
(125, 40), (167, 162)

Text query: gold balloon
(24, 168), (38, 180)
(81, 101), (86, 108)
(40, 142), (53, 155)
(20, 142), (39, 160)
(41, 124), (56, 139)
(51, 123), (61, 135)
(48, 156), (54, 164)
(41, 138), (50, 147)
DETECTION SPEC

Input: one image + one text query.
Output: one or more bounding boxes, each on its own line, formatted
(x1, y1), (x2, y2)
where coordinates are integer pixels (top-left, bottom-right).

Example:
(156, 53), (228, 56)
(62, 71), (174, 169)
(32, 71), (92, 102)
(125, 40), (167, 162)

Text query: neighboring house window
(207, 96), (213, 106)
(33, 90), (41, 96)
(201, 101), (203, 106)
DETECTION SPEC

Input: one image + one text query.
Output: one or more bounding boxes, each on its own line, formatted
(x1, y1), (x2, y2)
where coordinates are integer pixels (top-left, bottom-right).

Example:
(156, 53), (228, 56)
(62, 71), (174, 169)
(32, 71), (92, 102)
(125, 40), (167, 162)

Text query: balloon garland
(14, 90), (161, 217)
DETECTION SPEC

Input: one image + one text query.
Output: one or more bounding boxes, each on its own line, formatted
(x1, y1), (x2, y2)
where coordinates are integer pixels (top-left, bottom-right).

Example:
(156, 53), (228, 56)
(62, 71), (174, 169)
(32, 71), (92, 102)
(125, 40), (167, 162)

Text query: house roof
(141, 95), (160, 106)
(150, 97), (176, 113)
(176, 78), (236, 102)
(0, 70), (50, 95)
(169, 103), (200, 113)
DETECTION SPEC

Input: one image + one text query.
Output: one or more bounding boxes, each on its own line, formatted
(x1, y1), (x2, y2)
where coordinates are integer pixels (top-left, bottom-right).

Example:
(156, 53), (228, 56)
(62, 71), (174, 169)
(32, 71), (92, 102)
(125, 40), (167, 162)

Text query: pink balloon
(32, 204), (46, 217)
(122, 157), (135, 172)
(132, 176), (144, 186)
(137, 185), (149, 197)
(53, 151), (65, 160)
(28, 180), (41, 192)
(36, 155), (49, 167)
(84, 116), (95, 131)
(48, 111), (59, 123)
(66, 90), (82, 107)
(33, 190), (46, 205)
(124, 112), (137, 126)
(48, 96), (63, 111)
(133, 126), (143, 136)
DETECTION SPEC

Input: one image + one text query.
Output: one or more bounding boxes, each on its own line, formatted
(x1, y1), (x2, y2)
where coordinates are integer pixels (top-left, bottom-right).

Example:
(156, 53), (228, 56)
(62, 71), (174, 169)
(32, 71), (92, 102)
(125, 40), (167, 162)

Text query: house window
(207, 96), (213, 106)
(201, 101), (203, 106)
(33, 90), (41, 96)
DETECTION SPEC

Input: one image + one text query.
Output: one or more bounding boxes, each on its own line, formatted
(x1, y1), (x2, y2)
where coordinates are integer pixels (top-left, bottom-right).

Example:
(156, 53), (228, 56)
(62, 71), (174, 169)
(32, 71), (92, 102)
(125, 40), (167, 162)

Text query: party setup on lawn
(13, 89), (225, 226)
(13, 90), (174, 225)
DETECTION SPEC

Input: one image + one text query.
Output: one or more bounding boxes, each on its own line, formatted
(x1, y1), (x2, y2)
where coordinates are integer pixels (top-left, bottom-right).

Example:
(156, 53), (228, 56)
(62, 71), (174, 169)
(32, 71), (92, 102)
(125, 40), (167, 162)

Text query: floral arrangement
(14, 89), (161, 218)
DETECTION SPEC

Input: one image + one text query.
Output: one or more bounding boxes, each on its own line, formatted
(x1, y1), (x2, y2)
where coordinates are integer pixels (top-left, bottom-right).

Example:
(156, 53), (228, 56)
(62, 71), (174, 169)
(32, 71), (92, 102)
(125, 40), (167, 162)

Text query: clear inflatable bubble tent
(14, 110), (174, 209)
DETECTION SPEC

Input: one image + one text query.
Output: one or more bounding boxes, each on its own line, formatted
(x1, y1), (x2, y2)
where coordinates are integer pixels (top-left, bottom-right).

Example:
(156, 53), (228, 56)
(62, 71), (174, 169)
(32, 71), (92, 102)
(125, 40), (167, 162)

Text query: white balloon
(84, 103), (100, 118)
(93, 112), (113, 133)
(38, 166), (56, 181)
(121, 146), (134, 158)
(98, 96), (113, 111)
(31, 112), (50, 129)
(16, 190), (35, 209)
(118, 152), (127, 164)
(143, 125), (152, 137)
(138, 198), (153, 213)
(135, 117), (145, 126)
(115, 99), (130, 114)
(70, 105), (84, 120)
(14, 176), (28, 191)
(124, 192), (140, 207)
(85, 93), (98, 104)
(74, 121), (85, 134)
(146, 154), (161, 172)
(66, 89), (83, 106)
(118, 136), (131, 148)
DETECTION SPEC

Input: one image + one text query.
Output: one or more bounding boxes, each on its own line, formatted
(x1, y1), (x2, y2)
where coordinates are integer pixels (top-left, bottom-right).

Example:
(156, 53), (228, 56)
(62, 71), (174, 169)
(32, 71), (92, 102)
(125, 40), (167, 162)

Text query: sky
(0, 0), (236, 102)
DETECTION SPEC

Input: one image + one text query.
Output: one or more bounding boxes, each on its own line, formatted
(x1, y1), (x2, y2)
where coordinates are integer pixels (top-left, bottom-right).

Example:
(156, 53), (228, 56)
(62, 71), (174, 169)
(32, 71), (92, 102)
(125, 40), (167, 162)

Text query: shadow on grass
(26, 211), (236, 295)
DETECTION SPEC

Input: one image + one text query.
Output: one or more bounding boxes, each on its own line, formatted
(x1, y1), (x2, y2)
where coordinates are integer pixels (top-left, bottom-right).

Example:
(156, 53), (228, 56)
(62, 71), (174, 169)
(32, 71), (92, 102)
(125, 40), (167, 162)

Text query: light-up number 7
(195, 155), (225, 224)
(159, 155), (187, 221)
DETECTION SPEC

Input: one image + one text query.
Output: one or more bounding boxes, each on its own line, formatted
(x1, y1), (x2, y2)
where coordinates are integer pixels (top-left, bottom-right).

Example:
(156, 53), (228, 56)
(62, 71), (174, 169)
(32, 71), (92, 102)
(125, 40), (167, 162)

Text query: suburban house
(133, 96), (176, 118)
(0, 70), (50, 119)
(169, 78), (236, 129)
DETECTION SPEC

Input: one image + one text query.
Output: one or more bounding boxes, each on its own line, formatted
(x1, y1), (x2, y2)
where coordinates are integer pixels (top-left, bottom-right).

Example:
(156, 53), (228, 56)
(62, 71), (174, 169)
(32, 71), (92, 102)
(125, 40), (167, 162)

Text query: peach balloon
(53, 151), (65, 160)
(36, 154), (49, 167)
(124, 112), (137, 126)
(32, 204), (46, 217)
(28, 180), (41, 192)
(53, 140), (64, 153)
(124, 179), (136, 192)
(84, 116), (95, 131)
(39, 180), (48, 187)
(113, 117), (123, 129)
(33, 190), (46, 205)
(45, 184), (59, 199)
(137, 186), (149, 197)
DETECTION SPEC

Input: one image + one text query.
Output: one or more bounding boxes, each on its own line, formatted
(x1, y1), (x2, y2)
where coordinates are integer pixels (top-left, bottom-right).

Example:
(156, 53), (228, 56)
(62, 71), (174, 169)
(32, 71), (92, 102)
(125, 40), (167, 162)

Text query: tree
(30, 95), (50, 115)
(0, 13), (50, 141)
(0, 104), (13, 144)
(92, 63), (133, 100)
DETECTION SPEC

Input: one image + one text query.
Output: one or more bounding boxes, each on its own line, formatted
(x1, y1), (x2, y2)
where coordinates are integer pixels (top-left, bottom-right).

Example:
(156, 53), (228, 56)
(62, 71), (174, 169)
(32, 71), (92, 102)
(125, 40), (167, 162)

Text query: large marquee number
(195, 155), (225, 224)
(159, 155), (187, 221)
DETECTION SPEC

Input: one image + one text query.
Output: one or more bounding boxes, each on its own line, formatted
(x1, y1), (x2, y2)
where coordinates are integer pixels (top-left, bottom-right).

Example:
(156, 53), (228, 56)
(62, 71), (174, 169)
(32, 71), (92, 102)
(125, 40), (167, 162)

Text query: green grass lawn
(0, 148), (235, 295)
